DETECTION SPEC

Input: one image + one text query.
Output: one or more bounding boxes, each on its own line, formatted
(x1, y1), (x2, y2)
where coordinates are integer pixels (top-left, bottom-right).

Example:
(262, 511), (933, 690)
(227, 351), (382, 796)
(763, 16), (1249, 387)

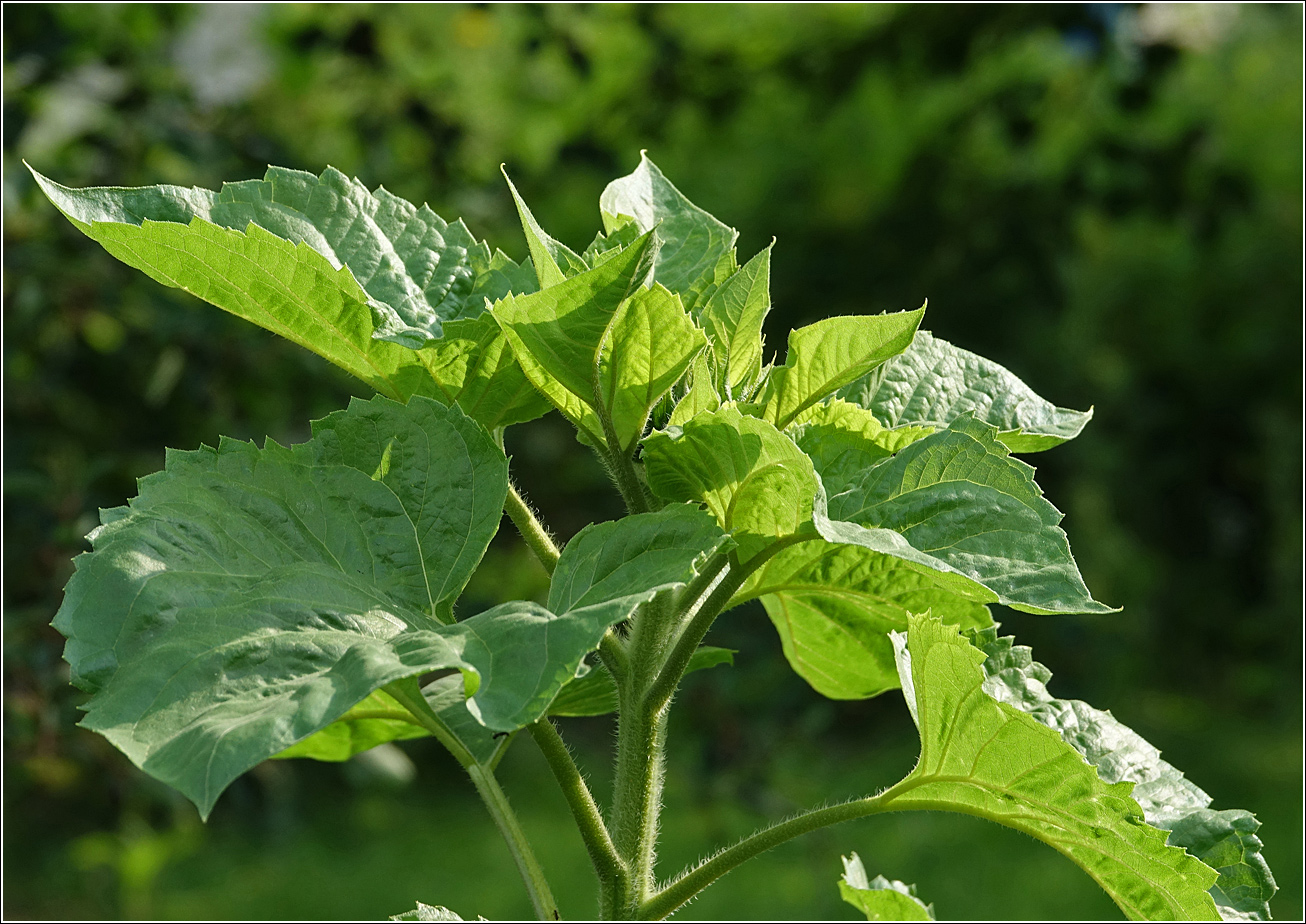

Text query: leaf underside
(838, 852), (935, 921)
(888, 614), (1221, 921)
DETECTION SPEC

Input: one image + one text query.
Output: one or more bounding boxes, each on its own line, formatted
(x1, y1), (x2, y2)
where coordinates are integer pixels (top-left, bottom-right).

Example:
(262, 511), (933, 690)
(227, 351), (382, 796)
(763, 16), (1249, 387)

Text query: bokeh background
(3, 4), (1301, 920)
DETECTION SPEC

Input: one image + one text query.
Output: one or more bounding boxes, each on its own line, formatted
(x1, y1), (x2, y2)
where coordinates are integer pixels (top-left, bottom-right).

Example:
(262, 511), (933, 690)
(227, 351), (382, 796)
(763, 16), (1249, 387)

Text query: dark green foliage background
(4, 5), (1300, 920)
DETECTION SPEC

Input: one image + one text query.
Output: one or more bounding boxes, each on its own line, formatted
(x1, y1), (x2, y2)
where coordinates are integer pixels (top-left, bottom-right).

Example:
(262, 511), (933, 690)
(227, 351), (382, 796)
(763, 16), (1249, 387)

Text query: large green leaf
(643, 407), (819, 564)
(789, 400), (931, 501)
(29, 166), (540, 409)
(599, 153), (739, 314)
(839, 330), (1092, 453)
(699, 244), (772, 397)
(52, 395), (693, 816)
(816, 415), (1114, 615)
(493, 230), (658, 445)
(754, 308), (926, 430)
(972, 628), (1276, 920)
(732, 541), (991, 700)
(839, 853), (935, 921)
(885, 614), (1220, 921)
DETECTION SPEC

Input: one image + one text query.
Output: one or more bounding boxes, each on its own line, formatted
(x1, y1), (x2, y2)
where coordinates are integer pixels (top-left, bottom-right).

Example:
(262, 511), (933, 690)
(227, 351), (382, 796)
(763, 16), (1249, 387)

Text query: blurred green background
(3, 4), (1301, 920)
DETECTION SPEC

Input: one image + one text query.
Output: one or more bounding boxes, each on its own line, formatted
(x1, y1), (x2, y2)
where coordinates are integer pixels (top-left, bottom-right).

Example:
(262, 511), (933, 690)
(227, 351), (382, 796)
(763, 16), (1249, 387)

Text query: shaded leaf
(885, 614), (1220, 921)
(816, 415), (1114, 615)
(548, 646), (735, 718)
(972, 627), (1277, 921)
(839, 852), (935, 921)
(840, 330), (1092, 452)
(644, 407), (818, 563)
(732, 541), (991, 700)
(599, 153), (739, 313)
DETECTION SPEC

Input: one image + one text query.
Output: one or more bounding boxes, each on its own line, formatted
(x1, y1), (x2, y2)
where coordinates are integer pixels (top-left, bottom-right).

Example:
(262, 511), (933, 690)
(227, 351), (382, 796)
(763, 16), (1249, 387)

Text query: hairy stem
(387, 680), (560, 921)
(639, 794), (893, 920)
(601, 443), (652, 515)
(529, 719), (627, 914)
(504, 481), (560, 574)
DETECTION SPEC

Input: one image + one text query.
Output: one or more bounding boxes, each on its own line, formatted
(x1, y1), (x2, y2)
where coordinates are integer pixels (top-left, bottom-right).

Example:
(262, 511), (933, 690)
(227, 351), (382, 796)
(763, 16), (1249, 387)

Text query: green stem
(505, 481), (560, 575)
(638, 794), (893, 920)
(529, 719), (627, 914)
(599, 630), (630, 686)
(387, 681), (560, 921)
(602, 443), (651, 515)
(609, 687), (668, 915)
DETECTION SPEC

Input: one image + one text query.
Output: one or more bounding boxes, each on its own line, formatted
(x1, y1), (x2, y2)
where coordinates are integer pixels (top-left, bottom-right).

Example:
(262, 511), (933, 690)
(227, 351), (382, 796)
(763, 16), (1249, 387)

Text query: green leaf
(548, 646), (735, 718)
(886, 614), (1221, 921)
(755, 308), (926, 430)
(311, 395), (510, 622)
(598, 286), (708, 452)
(668, 352), (723, 427)
(29, 166), (538, 404)
(274, 673), (510, 768)
(789, 400), (930, 502)
(493, 230), (658, 445)
(503, 168), (588, 288)
(390, 902), (470, 921)
(643, 407), (819, 563)
(699, 244), (772, 396)
(582, 218), (644, 269)
(415, 314), (552, 430)
(53, 395), (514, 816)
(732, 541), (991, 700)
(839, 853), (935, 921)
(839, 330), (1092, 452)
(548, 504), (732, 617)
(816, 415), (1115, 615)
(272, 689), (427, 762)
(972, 627), (1277, 920)
(599, 153), (739, 313)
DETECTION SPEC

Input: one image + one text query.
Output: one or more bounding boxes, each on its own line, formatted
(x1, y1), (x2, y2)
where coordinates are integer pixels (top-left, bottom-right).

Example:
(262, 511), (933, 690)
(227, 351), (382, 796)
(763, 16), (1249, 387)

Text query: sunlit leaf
(885, 614), (1220, 921)
(840, 330), (1092, 452)
(838, 852), (935, 921)
(699, 244), (772, 396)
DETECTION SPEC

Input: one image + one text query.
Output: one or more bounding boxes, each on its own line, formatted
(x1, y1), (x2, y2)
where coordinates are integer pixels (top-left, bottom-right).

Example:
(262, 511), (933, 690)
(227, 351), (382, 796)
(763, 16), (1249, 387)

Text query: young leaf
(731, 541), (991, 700)
(503, 168), (588, 287)
(582, 218), (644, 269)
(838, 853), (935, 921)
(754, 308), (926, 430)
(816, 415), (1115, 615)
(839, 330), (1093, 452)
(972, 628), (1277, 921)
(885, 614), (1221, 921)
(599, 153), (739, 313)
(493, 230), (658, 445)
(548, 647), (735, 718)
(667, 352), (723, 427)
(643, 407), (819, 564)
(598, 286), (708, 452)
(699, 244), (772, 396)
